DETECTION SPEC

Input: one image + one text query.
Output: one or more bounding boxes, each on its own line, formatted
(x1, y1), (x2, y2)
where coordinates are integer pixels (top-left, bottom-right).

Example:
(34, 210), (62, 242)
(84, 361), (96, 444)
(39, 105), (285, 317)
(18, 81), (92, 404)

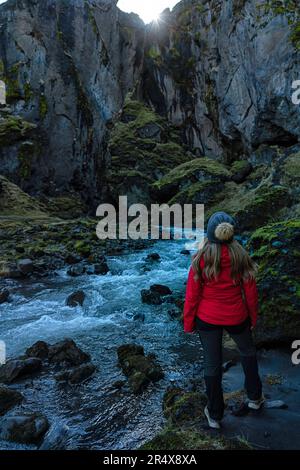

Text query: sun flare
(117, 0), (179, 24)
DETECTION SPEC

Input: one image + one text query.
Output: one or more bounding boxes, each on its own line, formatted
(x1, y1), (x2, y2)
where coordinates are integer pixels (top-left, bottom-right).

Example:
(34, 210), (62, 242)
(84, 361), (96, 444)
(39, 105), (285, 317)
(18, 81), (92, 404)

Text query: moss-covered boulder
(206, 182), (289, 231)
(152, 157), (231, 204)
(163, 387), (207, 425)
(0, 115), (36, 147)
(106, 96), (191, 205)
(247, 219), (300, 345)
(140, 425), (252, 450)
(0, 175), (48, 217)
(117, 344), (164, 394)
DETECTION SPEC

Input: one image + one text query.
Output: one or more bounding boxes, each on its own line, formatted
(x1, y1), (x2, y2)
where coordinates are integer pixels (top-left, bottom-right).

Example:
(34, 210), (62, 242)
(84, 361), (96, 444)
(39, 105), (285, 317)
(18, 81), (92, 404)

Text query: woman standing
(183, 211), (264, 429)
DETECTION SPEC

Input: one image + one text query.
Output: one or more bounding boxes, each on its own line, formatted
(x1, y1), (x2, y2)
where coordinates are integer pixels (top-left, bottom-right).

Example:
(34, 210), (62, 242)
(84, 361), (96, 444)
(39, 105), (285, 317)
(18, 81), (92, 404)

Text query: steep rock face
(142, 0), (300, 161)
(0, 0), (144, 202)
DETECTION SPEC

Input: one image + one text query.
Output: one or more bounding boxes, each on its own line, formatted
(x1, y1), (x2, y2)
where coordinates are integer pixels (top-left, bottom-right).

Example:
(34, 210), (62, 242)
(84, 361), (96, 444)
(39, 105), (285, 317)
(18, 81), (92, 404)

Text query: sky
(117, 0), (179, 23)
(0, 1), (180, 23)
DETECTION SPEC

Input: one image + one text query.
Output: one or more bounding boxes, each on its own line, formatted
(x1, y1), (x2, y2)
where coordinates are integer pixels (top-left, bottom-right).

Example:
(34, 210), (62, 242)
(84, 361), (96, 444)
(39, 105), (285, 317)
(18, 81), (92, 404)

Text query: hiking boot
(248, 394), (265, 410)
(204, 406), (221, 429)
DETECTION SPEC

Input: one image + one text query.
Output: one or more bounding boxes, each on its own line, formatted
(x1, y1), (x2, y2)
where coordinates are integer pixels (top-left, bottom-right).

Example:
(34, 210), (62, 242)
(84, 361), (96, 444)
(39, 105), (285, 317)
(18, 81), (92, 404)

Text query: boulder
(0, 262), (23, 279)
(247, 219), (300, 345)
(117, 343), (164, 394)
(48, 339), (90, 366)
(180, 249), (190, 255)
(94, 260), (109, 275)
(65, 254), (81, 265)
(141, 289), (162, 305)
(0, 358), (42, 384)
(55, 363), (96, 384)
(25, 341), (49, 360)
(0, 386), (23, 415)
(231, 161), (253, 183)
(66, 265), (86, 277)
(17, 259), (34, 275)
(145, 253), (160, 261)
(66, 290), (86, 307)
(150, 284), (172, 296)
(0, 413), (49, 443)
(0, 288), (9, 304)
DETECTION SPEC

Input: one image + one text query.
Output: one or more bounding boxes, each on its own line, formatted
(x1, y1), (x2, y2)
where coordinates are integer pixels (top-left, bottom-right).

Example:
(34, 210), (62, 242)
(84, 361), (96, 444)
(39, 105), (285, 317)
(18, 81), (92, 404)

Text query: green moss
(231, 160), (249, 173)
(0, 116), (36, 147)
(24, 82), (34, 103)
(39, 94), (48, 119)
(153, 158), (230, 191)
(0, 59), (4, 75)
(259, 1), (300, 49)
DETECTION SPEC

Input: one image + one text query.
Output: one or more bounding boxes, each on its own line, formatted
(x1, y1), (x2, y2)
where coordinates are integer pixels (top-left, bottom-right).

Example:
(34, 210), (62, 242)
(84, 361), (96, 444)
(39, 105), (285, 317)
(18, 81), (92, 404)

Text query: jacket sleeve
(183, 265), (202, 333)
(242, 277), (259, 327)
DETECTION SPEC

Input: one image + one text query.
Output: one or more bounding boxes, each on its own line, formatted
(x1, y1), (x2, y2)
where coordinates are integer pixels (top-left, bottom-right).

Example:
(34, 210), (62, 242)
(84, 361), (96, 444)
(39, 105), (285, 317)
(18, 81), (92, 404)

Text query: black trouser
(196, 316), (262, 421)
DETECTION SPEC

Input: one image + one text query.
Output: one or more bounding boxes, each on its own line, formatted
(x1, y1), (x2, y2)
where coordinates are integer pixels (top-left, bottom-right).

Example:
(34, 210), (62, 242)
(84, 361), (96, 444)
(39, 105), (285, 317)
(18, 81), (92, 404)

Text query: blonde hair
(192, 238), (257, 282)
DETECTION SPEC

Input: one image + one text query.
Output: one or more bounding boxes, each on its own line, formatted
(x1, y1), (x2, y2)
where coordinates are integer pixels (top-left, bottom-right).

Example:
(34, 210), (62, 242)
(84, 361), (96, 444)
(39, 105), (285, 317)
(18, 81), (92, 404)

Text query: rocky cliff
(1, 0), (300, 208)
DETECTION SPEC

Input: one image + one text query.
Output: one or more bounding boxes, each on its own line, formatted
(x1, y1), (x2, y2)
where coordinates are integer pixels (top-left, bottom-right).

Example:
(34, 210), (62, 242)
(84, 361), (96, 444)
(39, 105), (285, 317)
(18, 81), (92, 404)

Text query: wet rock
(0, 386), (23, 415)
(66, 265), (86, 277)
(55, 363), (96, 384)
(39, 422), (71, 450)
(146, 253), (160, 261)
(163, 387), (206, 425)
(0, 262), (23, 279)
(94, 259), (109, 275)
(48, 339), (90, 366)
(117, 344), (164, 394)
(65, 254), (81, 265)
(112, 380), (126, 390)
(133, 312), (145, 322)
(141, 289), (162, 305)
(66, 290), (86, 307)
(150, 284), (172, 296)
(17, 259), (34, 275)
(0, 412), (49, 443)
(0, 288), (9, 304)
(25, 341), (49, 360)
(0, 358), (42, 384)
(180, 249), (190, 255)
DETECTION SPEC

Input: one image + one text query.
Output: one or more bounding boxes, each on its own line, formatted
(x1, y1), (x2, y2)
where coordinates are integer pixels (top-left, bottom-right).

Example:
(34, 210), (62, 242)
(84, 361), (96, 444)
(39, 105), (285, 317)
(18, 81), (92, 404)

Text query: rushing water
(0, 233), (205, 450)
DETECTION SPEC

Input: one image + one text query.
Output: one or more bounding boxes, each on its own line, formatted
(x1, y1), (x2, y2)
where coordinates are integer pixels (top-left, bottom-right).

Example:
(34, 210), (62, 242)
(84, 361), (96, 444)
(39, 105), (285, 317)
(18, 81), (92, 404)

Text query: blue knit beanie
(207, 211), (236, 244)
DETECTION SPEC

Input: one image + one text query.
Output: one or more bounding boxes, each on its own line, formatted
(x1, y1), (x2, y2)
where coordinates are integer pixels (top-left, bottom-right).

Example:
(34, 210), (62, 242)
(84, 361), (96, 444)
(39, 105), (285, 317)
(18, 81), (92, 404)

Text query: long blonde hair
(192, 238), (258, 282)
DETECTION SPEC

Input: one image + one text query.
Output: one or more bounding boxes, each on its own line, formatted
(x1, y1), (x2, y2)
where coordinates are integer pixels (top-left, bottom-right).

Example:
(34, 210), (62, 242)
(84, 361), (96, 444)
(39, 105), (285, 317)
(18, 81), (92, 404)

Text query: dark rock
(137, 123), (161, 141)
(66, 290), (86, 307)
(0, 413), (49, 443)
(133, 312), (145, 322)
(0, 386), (23, 415)
(25, 341), (49, 360)
(65, 254), (81, 265)
(48, 339), (90, 366)
(180, 249), (191, 255)
(231, 161), (253, 183)
(0, 358), (42, 384)
(146, 253), (160, 261)
(17, 259), (34, 275)
(112, 380), (125, 389)
(117, 343), (164, 394)
(150, 284), (172, 296)
(94, 261), (109, 275)
(0, 263), (23, 279)
(66, 265), (86, 277)
(141, 289), (162, 305)
(0, 288), (9, 304)
(55, 363), (96, 384)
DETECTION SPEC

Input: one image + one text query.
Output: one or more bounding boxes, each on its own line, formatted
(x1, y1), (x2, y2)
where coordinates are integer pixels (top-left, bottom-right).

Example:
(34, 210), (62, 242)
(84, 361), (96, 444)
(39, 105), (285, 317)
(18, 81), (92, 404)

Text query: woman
(183, 211), (264, 429)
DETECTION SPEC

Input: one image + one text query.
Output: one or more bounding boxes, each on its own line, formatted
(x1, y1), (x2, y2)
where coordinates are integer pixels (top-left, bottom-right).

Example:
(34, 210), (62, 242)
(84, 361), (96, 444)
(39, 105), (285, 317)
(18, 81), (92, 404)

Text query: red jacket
(183, 244), (258, 333)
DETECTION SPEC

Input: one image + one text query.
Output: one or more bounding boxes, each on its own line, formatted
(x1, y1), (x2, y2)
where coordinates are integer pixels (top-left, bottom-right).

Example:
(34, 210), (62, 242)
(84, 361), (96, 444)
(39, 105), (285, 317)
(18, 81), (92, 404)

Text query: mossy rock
(0, 115), (36, 147)
(163, 387), (207, 425)
(140, 425), (252, 450)
(117, 343), (164, 394)
(152, 157), (230, 202)
(207, 182), (290, 231)
(248, 219), (300, 345)
(0, 175), (48, 217)
(106, 96), (191, 204)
